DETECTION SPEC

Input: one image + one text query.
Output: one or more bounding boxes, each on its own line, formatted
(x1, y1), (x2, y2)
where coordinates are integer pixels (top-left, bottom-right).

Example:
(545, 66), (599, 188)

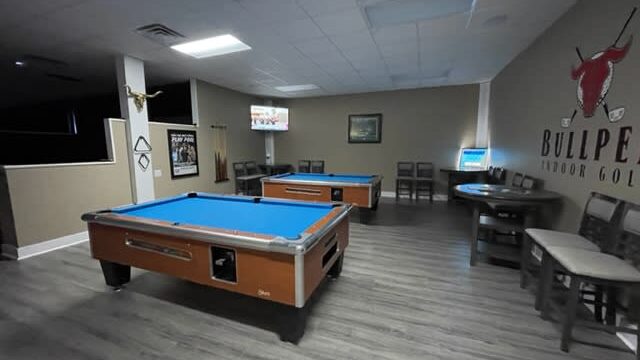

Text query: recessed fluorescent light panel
(365, 0), (473, 28)
(275, 84), (319, 92)
(171, 34), (251, 59)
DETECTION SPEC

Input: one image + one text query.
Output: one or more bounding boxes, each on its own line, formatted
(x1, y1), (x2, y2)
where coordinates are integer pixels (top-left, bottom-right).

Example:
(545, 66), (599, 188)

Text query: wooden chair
(511, 172), (525, 187)
(540, 202), (640, 358)
(523, 192), (624, 312)
(310, 160), (325, 174)
(395, 162), (414, 200)
(415, 162), (434, 202)
(298, 160), (310, 173)
(233, 162), (247, 195)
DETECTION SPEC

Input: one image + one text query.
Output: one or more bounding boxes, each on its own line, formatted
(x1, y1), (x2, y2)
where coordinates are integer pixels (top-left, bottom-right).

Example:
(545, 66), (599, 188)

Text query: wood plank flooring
(0, 199), (634, 359)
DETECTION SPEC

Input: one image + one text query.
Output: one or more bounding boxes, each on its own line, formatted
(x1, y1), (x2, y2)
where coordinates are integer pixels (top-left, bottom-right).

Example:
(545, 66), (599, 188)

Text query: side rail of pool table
(262, 175), (383, 209)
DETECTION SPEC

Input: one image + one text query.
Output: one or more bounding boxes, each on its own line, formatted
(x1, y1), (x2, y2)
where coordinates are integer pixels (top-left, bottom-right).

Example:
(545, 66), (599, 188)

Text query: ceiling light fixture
(171, 34), (251, 59)
(15, 60), (26, 67)
(365, 0), (473, 28)
(275, 84), (319, 92)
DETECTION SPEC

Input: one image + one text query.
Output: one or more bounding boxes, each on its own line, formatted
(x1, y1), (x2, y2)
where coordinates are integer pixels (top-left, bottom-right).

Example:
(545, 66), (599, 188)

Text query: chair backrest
(298, 160), (310, 173)
(578, 192), (625, 250)
(310, 160), (325, 173)
(245, 161), (258, 175)
(521, 176), (536, 189)
(511, 172), (525, 187)
(416, 162), (433, 179)
(488, 166), (495, 177)
(492, 167), (505, 184)
(233, 162), (247, 177)
(610, 202), (640, 267)
(397, 162), (414, 177)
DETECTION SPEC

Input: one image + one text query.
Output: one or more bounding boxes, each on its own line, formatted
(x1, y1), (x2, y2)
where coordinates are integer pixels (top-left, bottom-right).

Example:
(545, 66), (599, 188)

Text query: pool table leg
(278, 305), (308, 344)
(99, 260), (131, 288)
(328, 253), (344, 279)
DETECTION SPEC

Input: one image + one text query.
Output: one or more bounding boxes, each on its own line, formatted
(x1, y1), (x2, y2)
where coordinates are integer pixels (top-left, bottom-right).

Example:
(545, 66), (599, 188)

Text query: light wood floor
(0, 199), (634, 360)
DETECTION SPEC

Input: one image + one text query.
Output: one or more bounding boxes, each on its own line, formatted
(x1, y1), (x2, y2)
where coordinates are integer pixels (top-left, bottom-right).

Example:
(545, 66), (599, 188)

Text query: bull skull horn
(123, 84), (162, 112)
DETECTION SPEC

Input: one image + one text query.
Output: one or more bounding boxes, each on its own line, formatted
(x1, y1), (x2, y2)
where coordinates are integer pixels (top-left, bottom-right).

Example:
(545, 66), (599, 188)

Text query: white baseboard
(380, 191), (448, 201)
(1, 231), (89, 260)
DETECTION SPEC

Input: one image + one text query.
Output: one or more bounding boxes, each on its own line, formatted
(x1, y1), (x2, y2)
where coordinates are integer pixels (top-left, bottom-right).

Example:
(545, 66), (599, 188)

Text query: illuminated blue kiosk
(440, 148), (489, 201)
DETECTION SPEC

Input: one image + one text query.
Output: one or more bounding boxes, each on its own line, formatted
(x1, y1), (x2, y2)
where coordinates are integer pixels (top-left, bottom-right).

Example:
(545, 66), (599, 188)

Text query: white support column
(115, 55), (155, 203)
(263, 99), (275, 165)
(265, 132), (275, 165)
(476, 81), (490, 148)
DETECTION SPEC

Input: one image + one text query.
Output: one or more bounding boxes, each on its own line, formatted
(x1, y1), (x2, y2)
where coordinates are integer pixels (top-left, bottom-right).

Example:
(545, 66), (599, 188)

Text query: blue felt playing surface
(275, 173), (373, 183)
(114, 194), (334, 239)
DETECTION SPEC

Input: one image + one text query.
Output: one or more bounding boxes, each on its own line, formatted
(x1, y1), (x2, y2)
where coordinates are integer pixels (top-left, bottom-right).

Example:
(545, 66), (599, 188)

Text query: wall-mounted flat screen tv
(250, 105), (289, 131)
(459, 148), (488, 169)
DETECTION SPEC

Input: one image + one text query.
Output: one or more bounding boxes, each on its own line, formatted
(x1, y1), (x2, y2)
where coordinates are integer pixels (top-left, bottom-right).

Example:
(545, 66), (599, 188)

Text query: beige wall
(276, 85), (480, 193)
(490, 0), (640, 231)
(3, 120), (133, 247)
(150, 80), (265, 197)
(0, 167), (17, 247)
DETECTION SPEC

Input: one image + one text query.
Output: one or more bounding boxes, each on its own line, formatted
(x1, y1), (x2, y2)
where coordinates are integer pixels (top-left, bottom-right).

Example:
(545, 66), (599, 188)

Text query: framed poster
(348, 113), (382, 143)
(167, 129), (199, 178)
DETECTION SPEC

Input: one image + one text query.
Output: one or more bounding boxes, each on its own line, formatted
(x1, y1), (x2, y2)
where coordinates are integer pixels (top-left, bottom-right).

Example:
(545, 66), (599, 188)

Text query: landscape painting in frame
(348, 113), (382, 143)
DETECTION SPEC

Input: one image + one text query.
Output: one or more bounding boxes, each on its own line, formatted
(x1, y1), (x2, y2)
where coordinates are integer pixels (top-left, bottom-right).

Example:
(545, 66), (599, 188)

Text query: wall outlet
(153, 169), (162, 178)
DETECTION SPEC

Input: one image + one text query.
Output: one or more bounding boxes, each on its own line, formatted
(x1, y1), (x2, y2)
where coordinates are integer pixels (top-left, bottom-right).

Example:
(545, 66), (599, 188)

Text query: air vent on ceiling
(136, 23), (185, 46)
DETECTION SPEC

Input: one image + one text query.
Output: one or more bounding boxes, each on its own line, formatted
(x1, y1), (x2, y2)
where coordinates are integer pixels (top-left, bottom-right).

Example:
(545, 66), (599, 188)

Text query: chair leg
(395, 179), (399, 200)
(561, 277), (581, 353)
(538, 252), (554, 315)
(520, 234), (531, 289)
(594, 285), (603, 323)
(605, 286), (617, 328)
(429, 182), (433, 203)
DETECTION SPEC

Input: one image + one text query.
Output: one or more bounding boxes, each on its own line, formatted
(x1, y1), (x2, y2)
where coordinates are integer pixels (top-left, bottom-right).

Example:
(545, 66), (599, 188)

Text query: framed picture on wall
(167, 129), (199, 178)
(348, 113), (382, 143)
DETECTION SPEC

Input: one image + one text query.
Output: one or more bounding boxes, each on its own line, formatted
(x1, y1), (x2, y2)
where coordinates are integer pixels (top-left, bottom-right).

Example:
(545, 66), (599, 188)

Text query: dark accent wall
(0, 93), (119, 165)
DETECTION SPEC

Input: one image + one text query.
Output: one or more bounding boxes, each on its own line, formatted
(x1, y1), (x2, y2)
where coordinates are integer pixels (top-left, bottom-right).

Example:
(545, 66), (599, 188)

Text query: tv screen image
(459, 148), (488, 169)
(250, 105), (289, 131)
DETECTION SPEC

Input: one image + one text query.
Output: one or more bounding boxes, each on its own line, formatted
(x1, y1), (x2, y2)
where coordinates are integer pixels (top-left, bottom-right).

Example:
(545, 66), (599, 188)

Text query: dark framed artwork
(348, 113), (382, 143)
(167, 129), (199, 178)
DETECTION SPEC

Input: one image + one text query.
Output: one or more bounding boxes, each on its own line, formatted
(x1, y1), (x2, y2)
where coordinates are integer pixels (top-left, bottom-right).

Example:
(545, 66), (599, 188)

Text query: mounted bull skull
(124, 85), (163, 112)
(571, 38), (632, 118)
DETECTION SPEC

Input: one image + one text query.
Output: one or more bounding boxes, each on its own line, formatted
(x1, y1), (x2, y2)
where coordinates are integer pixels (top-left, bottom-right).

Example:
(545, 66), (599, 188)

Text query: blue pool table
(82, 192), (352, 343)
(262, 172), (383, 209)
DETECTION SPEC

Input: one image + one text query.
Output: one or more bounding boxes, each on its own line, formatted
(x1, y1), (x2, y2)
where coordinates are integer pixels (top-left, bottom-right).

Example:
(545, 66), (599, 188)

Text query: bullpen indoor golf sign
(540, 8), (639, 188)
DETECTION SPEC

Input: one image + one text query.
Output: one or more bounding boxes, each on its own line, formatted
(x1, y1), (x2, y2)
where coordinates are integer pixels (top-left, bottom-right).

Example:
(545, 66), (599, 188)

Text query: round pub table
(454, 184), (562, 266)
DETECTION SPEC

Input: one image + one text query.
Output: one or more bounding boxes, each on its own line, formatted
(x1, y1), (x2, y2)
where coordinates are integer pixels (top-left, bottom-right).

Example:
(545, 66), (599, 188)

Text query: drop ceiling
(0, 0), (575, 104)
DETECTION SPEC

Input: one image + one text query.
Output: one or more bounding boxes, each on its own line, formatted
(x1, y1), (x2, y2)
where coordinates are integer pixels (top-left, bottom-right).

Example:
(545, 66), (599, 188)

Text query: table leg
(99, 260), (131, 288)
(470, 205), (480, 266)
(278, 305), (308, 344)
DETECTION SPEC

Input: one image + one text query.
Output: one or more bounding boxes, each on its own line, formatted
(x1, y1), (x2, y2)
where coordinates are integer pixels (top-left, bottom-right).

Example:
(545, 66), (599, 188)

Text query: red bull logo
(572, 39), (631, 118)
(563, 8), (636, 127)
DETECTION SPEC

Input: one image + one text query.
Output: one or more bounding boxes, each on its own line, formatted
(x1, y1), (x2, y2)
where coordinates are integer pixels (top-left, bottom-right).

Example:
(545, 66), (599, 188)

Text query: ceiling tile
(294, 37), (337, 56)
(372, 23), (417, 44)
(268, 18), (325, 42)
(298, 0), (358, 17)
(236, 0), (308, 23)
(329, 30), (377, 51)
(313, 9), (368, 36)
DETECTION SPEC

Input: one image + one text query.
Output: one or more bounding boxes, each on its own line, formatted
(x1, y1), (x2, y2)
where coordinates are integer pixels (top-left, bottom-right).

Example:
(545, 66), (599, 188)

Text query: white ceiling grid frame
(0, 0), (577, 104)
